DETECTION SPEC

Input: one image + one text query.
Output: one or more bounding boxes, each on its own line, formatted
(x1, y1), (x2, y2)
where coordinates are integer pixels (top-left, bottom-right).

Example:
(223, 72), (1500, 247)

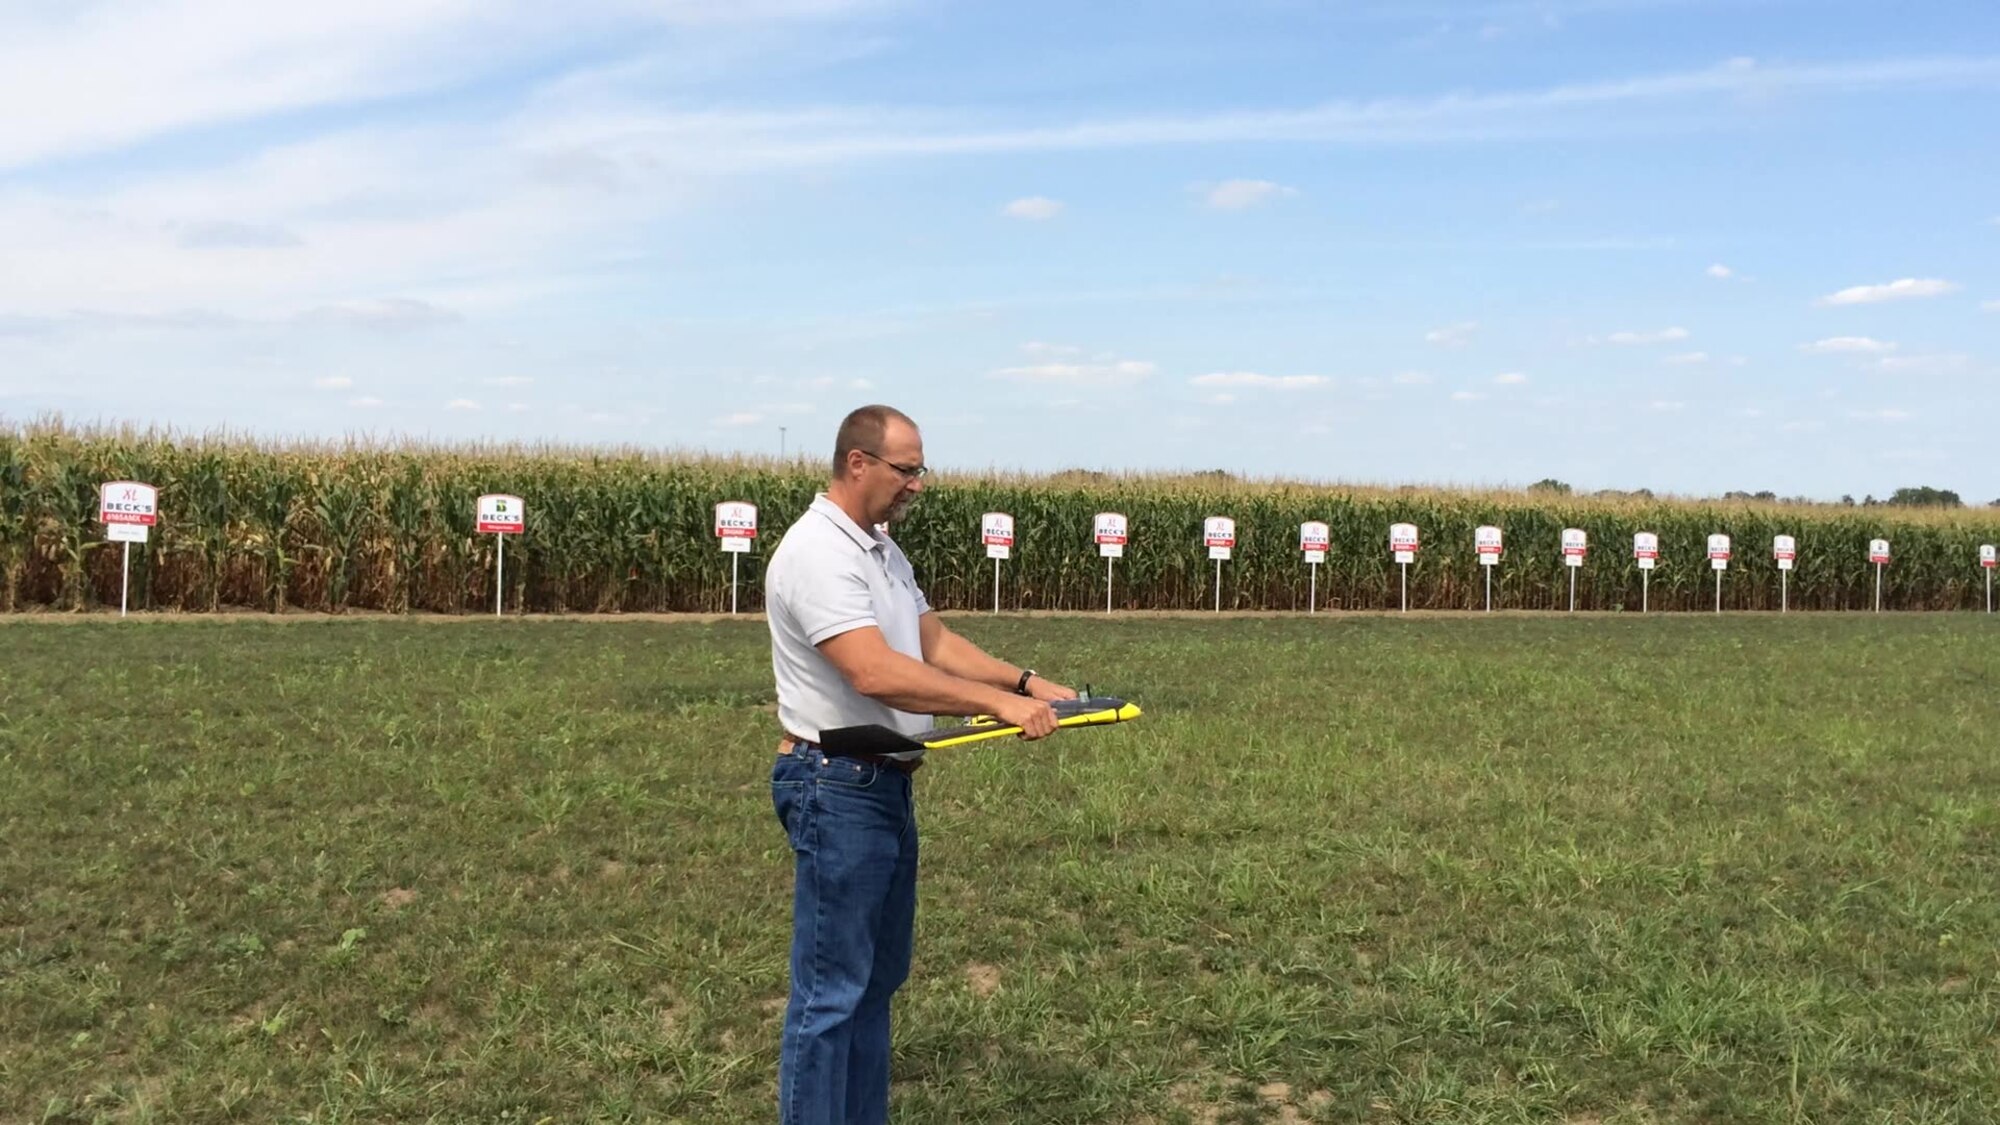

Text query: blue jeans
(771, 744), (919, 1125)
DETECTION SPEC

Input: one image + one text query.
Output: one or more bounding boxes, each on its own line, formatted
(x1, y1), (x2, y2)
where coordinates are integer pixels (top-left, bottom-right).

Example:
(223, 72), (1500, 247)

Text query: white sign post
(99, 481), (158, 618)
(1708, 533), (1731, 613)
(1870, 539), (1891, 612)
(477, 494), (525, 616)
(1204, 516), (1235, 613)
(1982, 544), (1997, 614)
(1300, 521), (1329, 614)
(1634, 532), (1659, 613)
(1095, 512), (1127, 613)
(1561, 528), (1588, 612)
(982, 512), (1014, 614)
(715, 501), (758, 614)
(1389, 523), (1419, 612)
(1476, 526), (1503, 613)
(1774, 535), (1797, 613)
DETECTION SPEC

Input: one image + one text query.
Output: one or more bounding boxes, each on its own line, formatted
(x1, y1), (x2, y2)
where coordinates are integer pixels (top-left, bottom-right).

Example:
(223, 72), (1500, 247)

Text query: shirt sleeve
(781, 557), (880, 646)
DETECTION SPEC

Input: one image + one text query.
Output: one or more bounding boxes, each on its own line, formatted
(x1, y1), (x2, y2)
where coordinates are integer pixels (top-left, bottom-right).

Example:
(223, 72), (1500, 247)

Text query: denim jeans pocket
(815, 756), (880, 790)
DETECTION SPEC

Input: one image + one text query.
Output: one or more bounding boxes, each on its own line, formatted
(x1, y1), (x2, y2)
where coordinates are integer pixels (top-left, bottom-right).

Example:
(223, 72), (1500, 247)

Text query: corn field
(3, 420), (1997, 614)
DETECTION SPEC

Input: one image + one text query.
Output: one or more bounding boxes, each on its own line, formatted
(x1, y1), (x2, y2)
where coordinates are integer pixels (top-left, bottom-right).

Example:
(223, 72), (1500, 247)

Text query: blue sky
(1, 0), (1996, 502)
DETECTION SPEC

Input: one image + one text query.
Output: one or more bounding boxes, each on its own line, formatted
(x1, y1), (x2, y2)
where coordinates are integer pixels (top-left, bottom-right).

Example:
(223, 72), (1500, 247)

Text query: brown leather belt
(779, 733), (922, 775)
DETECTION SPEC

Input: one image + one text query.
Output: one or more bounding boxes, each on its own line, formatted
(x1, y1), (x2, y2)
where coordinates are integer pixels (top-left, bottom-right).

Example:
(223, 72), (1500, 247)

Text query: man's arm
(918, 612), (1078, 702)
(817, 625), (1059, 736)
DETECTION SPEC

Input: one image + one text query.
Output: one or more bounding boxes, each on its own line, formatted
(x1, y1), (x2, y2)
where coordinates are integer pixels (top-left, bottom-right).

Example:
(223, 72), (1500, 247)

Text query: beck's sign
(100, 481), (158, 526)
(715, 501), (757, 553)
(982, 512), (1014, 560)
(1633, 531), (1659, 570)
(1204, 516), (1235, 560)
(477, 494), (524, 535)
(1476, 525), (1502, 566)
(1095, 512), (1127, 558)
(1708, 533), (1732, 570)
(1982, 544), (1997, 570)
(1870, 539), (1891, 564)
(1561, 527), (1587, 567)
(1774, 535), (1797, 571)
(1300, 521), (1329, 564)
(1389, 523), (1419, 564)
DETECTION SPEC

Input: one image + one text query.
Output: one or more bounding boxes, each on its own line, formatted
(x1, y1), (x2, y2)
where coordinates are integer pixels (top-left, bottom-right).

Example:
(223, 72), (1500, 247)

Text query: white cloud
(1782, 419), (1825, 433)
(347, 395), (383, 408)
(849, 377), (875, 389)
(715, 411), (764, 427)
(1001, 196), (1063, 221)
(1425, 321), (1477, 347)
(1019, 341), (1082, 359)
(1800, 336), (1897, 354)
(1187, 372), (1329, 389)
(1597, 327), (1690, 345)
(1875, 353), (1970, 374)
(1205, 393), (1237, 405)
(1492, 372), (1528, 384)
(0, 0), (887, 172)
(312, 375), (353, 390)
(1817, 278), (1960, 305)
(1663, 351), (1709, 365)
(485, 375), (534, 387)
(1647, 400), (1685, 412)
(1983, 299), (2000, 312)
(990, 359), (1156, 386)
(1847, 407), (1914, 422)
(1199, 179), (1297, 211)
(1450, 390), (1487, 402)
(297, 298), (462, 331)
(1706, 263), (1734, 279)
(445, 398), (481, 411)
(506, 402), (529, 412)
(1392, 371), (1434, 385)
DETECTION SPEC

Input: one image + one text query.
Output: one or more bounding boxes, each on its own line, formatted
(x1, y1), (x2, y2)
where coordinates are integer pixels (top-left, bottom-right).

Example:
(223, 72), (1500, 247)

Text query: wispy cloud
(1663, 351), (1709, 365)
(445, 398), (481, 411)
(1001, 196), (1063, 220)
(1187, 372), (1329, 389)
(1198, 179), (1298, 210)
(1590, 327), (1690, 345)
(485, 375), (534, 387)
(1493, 372), (1529, 384)
(1451, 390), (1488, 402)
(1875, 353), (1970, 374)
(990, 359), (1157, 386)
(312, 375), (353, 390)
(1425, 321), (1477, 347)
(1817, 278), (1960, 305)
(298, 299), (462, 331)
(1393, 371), (1434, 385)
(1800, 336), (1896, 354)
(1847, 407), (1914, 422)
(348, 395), (383, 408)
(1706, 263), (1734, 279)
(1648, 400), (1685, 412)
(715, 411), (765, 427)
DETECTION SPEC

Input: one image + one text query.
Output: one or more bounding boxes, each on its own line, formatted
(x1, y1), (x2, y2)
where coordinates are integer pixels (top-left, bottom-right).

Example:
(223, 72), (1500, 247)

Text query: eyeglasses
(859, 448), (929, 480)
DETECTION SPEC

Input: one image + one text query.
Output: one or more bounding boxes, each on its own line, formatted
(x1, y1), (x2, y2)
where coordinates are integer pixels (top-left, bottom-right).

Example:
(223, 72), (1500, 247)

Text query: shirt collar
(809, 493), (885, 553)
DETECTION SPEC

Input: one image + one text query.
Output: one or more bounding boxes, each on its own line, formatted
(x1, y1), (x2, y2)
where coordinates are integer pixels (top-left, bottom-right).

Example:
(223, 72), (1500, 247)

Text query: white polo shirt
(766, 493), (933, 757)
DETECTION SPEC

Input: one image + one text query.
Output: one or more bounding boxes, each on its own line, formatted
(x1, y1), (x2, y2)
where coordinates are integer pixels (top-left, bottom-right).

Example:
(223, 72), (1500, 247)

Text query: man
(763, 404), (1077, 1125)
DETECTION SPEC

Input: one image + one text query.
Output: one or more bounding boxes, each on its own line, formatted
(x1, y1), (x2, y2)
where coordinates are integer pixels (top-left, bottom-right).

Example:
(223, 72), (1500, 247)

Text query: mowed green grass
(3, 615), (1997, 1124)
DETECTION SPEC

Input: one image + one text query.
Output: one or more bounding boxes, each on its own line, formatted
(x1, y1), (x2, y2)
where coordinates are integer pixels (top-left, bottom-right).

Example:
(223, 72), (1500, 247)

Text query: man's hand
(1026, 675), (1078, 703)
(991, 694), (1059, 740)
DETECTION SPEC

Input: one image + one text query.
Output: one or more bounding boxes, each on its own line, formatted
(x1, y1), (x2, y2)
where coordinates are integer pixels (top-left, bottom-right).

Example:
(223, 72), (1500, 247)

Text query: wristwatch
(1015, 669), (1037, 695)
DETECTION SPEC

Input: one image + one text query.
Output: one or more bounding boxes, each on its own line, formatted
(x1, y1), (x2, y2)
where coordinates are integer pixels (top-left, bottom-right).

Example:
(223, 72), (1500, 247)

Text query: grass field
(3, 614), (1997, 1124)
